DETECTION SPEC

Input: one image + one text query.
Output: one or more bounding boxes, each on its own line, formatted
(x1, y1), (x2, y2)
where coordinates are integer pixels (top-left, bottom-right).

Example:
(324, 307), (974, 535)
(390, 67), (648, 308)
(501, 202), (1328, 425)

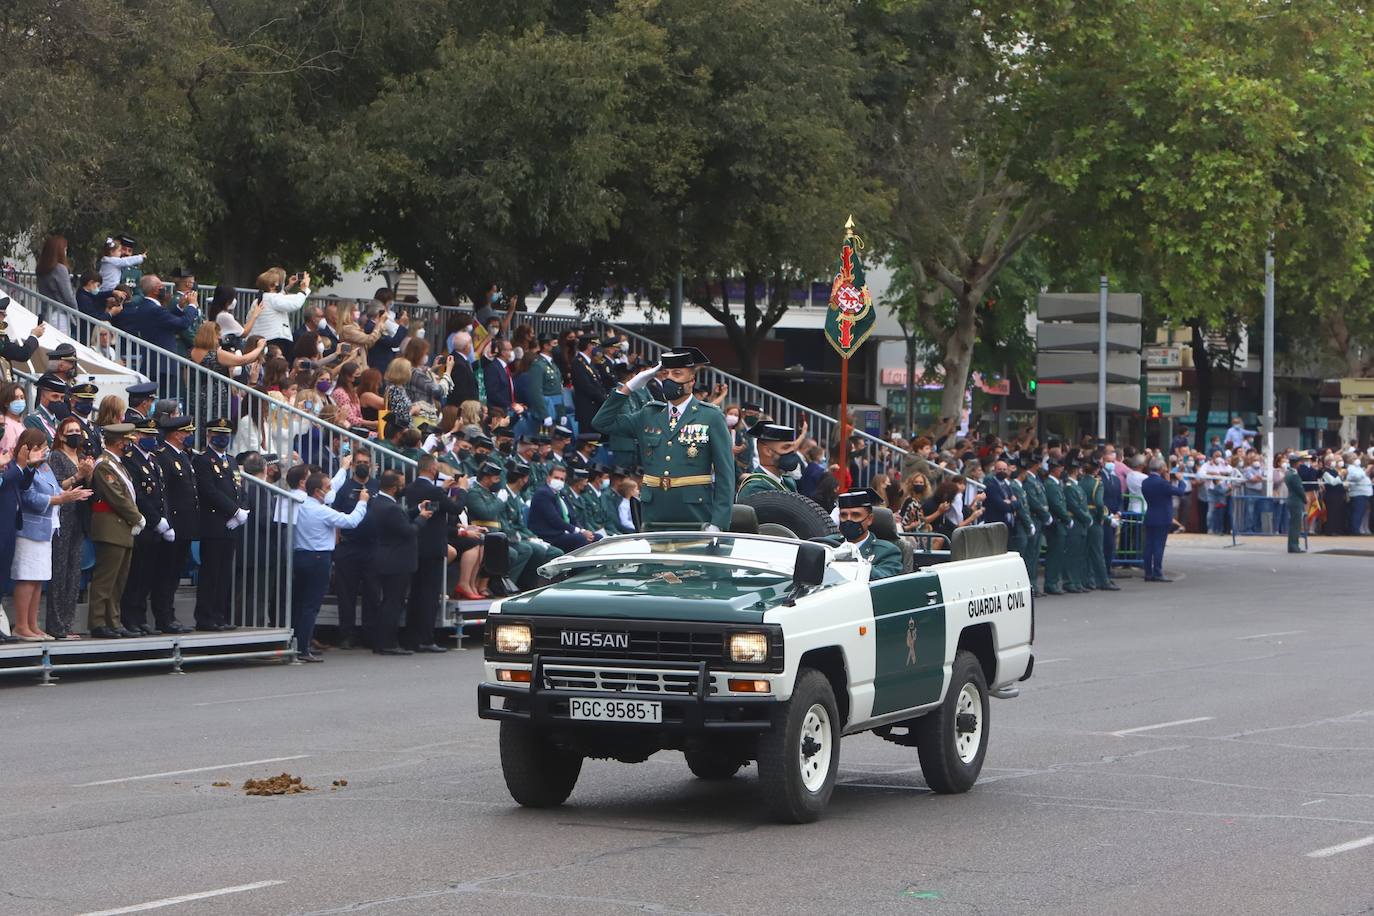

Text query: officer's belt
(642, 473), (713, 490)
(471, 520), (502, 528)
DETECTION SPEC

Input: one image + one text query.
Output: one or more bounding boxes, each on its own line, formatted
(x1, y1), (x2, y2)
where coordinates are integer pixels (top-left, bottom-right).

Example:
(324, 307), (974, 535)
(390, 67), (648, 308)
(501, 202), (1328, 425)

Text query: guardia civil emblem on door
(905, 617), (917, 665)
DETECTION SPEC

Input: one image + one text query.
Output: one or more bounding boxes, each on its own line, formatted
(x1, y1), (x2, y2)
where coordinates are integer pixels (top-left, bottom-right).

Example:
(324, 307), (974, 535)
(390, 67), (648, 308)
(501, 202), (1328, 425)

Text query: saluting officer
(593, 347), (735, 532)
(1041, 457), (1074, 595)
(152, 415), (197, 633)
(70, 382), (102, 456)
(119, 416), (175, 634)
(817, 488), (904, 580)
(193, 418), (248, 631)
(736, 422), (800, 499)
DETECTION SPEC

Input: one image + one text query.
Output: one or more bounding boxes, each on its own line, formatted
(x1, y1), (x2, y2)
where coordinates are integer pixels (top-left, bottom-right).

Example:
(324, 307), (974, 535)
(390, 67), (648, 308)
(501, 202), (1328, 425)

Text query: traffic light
(1147, 404), (1162, 420)
(1027, 378), (1037, 394)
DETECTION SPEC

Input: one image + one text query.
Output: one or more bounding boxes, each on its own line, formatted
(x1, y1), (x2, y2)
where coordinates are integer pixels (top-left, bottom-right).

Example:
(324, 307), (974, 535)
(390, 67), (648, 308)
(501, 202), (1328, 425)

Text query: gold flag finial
(845, 214), (855, 235)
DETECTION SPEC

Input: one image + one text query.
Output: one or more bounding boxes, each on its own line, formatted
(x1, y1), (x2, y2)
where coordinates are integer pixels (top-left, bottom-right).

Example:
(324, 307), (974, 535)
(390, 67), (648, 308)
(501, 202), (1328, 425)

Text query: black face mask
(498, 442), (513, 455)
(995, 471), (1009, 480)
(353, 464), (371, 481)
(63, 433), (83, 450)
(839, 519), (865, 542)
(660, 378), (686, 401)
(777, 452), (801, 473)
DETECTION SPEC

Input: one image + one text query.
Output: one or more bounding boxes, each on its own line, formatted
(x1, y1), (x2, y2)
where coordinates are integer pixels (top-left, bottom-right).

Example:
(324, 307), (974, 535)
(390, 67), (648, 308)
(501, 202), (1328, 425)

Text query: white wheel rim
(955, 683), (983, 764)
(798, 703), (832, 792)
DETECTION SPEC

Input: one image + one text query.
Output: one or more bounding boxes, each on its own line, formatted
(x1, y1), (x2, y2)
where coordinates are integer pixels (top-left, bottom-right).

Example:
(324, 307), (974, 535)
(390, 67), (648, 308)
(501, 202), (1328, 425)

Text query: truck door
(868, 570), (946, 717)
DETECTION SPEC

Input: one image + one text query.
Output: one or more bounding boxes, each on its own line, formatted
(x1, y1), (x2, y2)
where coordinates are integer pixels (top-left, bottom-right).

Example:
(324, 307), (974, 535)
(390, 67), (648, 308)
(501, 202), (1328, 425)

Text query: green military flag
(824, 216), (876, 359)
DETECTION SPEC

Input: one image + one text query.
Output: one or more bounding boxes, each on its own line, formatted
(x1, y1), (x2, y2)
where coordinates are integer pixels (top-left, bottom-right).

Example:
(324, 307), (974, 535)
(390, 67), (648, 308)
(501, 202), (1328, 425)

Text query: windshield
(554, 533), (813, 575)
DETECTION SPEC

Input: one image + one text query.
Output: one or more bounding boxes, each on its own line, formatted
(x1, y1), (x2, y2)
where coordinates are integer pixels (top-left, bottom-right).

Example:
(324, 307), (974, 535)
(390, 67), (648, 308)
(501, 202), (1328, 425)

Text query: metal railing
(235, 474), (296, 633)
(0, 276), (416, 483)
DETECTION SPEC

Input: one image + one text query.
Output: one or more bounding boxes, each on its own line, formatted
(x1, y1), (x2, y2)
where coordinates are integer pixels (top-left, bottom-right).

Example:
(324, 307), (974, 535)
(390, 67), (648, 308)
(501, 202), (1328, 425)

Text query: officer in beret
(152, 415), (198, 632)
(465, 460), (532, 588)
(24, 374), (68, 443)
(119, 416), (177, 634)
(816, 488), (903, 580)
(593, 347), (734, 532)
(88, 424), (145, 638)
(124, 382), (158, 425)
(736, 422), (801, 499)
(193, 418), (248, 630)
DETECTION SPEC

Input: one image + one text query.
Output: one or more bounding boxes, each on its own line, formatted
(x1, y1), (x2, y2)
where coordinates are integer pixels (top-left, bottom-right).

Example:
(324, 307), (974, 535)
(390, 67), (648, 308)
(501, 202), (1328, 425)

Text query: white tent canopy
(1, 294), (146, 402)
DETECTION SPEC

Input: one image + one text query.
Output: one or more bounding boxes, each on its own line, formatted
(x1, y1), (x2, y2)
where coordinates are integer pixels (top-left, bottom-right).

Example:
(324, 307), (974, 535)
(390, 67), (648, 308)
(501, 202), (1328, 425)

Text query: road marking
(1306, 836), (1374, 859)
(1303, 799), (1327, 806)
(1035, 657), (1071, 664)
(74, 756), (309, 787)
(193, 689), (344, 707)
(79, 881), (285, 915)
(1237, 630), (1304, 641)
(1111, 717), (1214, 737)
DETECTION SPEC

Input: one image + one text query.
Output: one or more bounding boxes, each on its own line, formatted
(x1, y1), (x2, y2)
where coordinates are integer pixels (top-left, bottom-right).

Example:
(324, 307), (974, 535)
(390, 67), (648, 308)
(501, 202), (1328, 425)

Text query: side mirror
(792, 542), (826, 590)
(481, 531), (510, 577)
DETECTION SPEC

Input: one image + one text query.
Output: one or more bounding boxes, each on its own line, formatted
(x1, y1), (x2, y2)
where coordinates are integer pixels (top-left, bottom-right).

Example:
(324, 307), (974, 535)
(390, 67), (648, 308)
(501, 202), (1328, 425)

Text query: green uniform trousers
(1043, 523), (1068, 591)
(1085, 521), (1110, 588)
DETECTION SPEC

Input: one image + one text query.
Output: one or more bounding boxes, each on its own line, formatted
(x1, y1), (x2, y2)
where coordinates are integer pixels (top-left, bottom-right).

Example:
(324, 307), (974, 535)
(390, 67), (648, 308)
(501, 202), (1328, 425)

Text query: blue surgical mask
(7, 399), (24, 416)
(137, 436), (159, 452)
(72, 400), (94, 417)
(209, 433), (230, 450)
(1104, 461), (1115, 472)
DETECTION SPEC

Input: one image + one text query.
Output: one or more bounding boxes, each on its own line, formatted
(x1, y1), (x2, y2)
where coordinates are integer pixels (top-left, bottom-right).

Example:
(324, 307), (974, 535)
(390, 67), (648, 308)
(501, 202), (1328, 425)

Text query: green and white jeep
(478, 523), (1033, 822)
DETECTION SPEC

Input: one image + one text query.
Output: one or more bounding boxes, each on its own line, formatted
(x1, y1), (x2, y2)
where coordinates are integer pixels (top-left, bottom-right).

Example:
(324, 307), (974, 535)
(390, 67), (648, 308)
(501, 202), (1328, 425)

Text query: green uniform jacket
(1008, 478), (1035, 535)
(1065, 476), (1093, 526)
(606, 389), (649, 464)
(1284, 468), (1306, 507)
(818, 533), (904, 580)
(91, 453), (143, 546)
(465, 484), (507, 529)
(499, 486), (529, 540)
(1023, 473), (1052, 526)
(525, 356), (562, 422)
(593, 391), (735, 530)
(574, 485), (606, 531)
(736, 470), (797, 500)
(601, 487), (635, 534)
(1081, 475), (1104, 524)
(1044, 476), (1072, 526)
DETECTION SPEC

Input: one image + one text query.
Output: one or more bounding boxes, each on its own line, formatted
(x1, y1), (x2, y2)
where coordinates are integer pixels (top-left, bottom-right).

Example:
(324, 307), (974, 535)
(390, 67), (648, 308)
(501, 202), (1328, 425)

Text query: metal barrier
(1111, 511), (1145, 567)
(0, 277), (416, 483)
(1229, 493), (1308, 548)
(236, 474), (297, 633)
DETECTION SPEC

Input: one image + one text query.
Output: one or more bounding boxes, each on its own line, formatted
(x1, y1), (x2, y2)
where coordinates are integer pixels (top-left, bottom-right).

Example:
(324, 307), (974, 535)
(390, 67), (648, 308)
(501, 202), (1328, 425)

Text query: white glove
(156, 518), (170, 535)
(496, 489), (509, 503)
(1044, 517), (1053, 527)
(162, 527), (176, 543)
(1067, 520), (1074, 529)
(1029, 523), (1036, 537)
(596, 528), (607, 537)
(233, 508), (249, 525)
(225, 517), (240, 531)
(131, 516), (146, 537)
(624, 363), (661, 393)
(1111, 516), (1121, 529)
(544, 417), (553, 427)
(704, 524), (720, 533)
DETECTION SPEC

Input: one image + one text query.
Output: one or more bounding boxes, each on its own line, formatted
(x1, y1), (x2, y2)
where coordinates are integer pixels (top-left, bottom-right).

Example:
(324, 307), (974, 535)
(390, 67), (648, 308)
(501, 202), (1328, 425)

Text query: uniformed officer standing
(123, 382), (158, 425)
(593, 347), (735, 532)
(119, 416), (176, 634)
(1064, 456), (1092, 592)
(70, 382), (102, 456)
(1285, 454), (1307, 553)
(24, 374), (67, 443)
(1041, 457), (1073, 595)
(1010, 456), (1043, 596)
(152, 415), (197, 633)
(736, 423), (800, 499)
(88, 424), (144, 638)
(194, 418), (248, 631)
(817, 488), (904, 579)
(466, 460), (532, 586)
(1080, 453), (1119, 591)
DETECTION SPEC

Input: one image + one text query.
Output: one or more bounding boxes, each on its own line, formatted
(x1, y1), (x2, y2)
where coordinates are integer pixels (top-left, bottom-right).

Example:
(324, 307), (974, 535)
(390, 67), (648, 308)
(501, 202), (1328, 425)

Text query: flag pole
(838, 356), (850, 490)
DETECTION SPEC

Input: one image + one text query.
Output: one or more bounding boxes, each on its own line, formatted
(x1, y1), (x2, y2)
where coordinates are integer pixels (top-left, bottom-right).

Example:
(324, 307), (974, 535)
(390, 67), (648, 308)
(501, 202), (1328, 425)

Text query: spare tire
(738, 491), (836, 540)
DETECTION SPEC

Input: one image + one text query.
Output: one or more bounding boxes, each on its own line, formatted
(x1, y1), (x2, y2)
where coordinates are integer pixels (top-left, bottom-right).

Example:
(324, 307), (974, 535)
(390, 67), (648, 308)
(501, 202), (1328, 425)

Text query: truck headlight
(494, 623), (532, 655)
(728, 631), (769, 664)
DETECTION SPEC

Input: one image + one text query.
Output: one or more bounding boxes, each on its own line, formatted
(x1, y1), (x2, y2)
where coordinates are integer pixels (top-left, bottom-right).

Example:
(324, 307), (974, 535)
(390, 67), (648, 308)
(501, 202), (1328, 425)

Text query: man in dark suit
(330, 448), (380, 648)
(570, 335), (606, 434)
(1140, 458), (1189, 582)
(483, 337), (519, 414)
(0, 295), (43, 375)
(527, 465), (597, 552)
(152, 415), (198, 633)
(444, 331), (481, 407)
(193, 418), (247, 630)
(1099, 449), (1124, 574)
(362, 469), (433, 655)
(980, 456), (1017, 530)
(118, 275), (198, 397)
(402, 455), (465, 653)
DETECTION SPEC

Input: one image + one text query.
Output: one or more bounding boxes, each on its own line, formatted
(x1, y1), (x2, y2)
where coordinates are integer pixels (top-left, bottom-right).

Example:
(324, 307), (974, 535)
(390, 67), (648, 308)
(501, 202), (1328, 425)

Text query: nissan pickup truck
(478, 521), (1033, 822)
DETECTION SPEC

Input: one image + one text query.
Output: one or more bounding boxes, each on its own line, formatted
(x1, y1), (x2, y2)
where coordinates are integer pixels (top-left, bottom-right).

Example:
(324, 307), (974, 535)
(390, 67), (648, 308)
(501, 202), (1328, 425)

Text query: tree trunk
(535, 281), (567, 314)
(938, 293), (978, 421)
(1191, 323), (1213, 451)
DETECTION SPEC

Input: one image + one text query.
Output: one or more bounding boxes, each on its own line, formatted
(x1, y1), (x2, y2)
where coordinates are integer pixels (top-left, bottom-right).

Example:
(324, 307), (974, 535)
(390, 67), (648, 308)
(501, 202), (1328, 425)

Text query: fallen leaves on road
(211, 781), (229, 788)
(243, 773), (314, 796)
(331, 779), (348, 789)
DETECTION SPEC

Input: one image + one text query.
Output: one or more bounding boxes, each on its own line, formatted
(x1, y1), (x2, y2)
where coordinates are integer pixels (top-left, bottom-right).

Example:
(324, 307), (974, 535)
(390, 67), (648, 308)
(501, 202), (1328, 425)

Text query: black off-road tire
(739, 491), (837, 540)
(756, 669), (841, 823)
(499, 721), (583, 808)
(685, 749), (745, 780)
(913, 650), (989, 794)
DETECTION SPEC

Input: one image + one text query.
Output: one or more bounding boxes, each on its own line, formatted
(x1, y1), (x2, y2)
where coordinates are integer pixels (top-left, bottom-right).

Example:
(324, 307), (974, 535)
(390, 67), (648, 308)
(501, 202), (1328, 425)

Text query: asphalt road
(3, 543), (1373, 916)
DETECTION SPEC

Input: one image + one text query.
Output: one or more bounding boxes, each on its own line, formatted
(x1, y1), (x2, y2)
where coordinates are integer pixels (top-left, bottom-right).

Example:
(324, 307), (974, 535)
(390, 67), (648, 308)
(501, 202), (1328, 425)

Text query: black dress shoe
(90, 626), (120, 638)
(374, 647), (414, 656)
(1064, 586), (1085, 594)
(337, 635), (356, 650)
(114, 627), (139, 638)
(195, 624), (224, 632)
(220, 623), (239, 631)
(1043, 588), (1064, 596)
(161, 623), (193, 634)
(1098, 582), (1122, 591)
(0, 632), (19, 643)
(298, 652), (324, 663)
(415, 644), (448, 654)
(1154, 576), (1173, 582)
(1288, 548), (1306, 554)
